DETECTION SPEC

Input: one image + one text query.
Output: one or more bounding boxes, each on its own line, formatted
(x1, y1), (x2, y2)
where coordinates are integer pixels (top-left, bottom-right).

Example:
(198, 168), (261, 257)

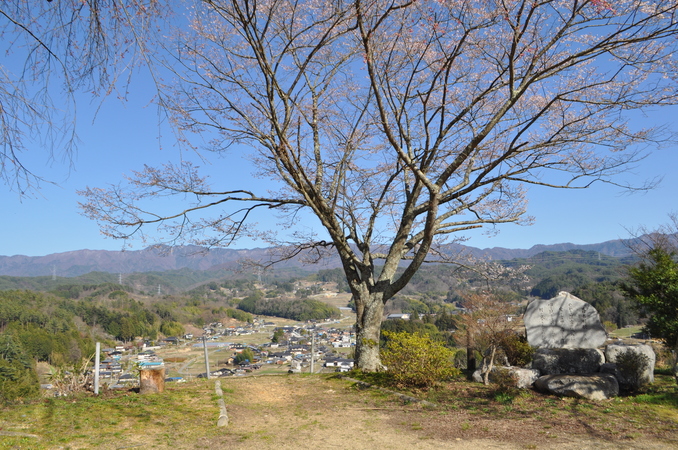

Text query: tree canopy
(623, 246), (678, 351)
(79, 0), (678, 370)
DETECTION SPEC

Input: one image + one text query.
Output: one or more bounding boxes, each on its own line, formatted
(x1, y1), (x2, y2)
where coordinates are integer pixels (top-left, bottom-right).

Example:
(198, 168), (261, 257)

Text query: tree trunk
(466, 331), (476, 377)
(354, 292), (385, 372)
(139, 367), (165, 394)
(483, 346), (497, 386)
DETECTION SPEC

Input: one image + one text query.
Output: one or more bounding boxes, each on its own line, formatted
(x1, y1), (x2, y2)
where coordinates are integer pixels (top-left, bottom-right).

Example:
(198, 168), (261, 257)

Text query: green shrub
(489, 367), (519, 396)
(381, 331), (459, 389)
(497, 331), (534, 367)
(615, 349), (651, 393)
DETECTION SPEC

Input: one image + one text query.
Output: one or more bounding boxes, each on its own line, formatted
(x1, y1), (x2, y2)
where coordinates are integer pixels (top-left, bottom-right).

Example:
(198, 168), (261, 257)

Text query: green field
(609, 326), (643, 339)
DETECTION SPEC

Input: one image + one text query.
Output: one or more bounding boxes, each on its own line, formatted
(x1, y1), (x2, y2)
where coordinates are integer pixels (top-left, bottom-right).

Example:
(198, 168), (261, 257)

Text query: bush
(381, 331), (459, 389)
(489, 368), (520, 396)
(615, 349), (651, 393)
(497, 331), (534, 367)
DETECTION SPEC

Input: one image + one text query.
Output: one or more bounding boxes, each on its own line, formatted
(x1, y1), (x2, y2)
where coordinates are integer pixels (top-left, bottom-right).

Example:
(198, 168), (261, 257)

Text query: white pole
(203, 336), (211, 379)
(94, 342), (101, 395)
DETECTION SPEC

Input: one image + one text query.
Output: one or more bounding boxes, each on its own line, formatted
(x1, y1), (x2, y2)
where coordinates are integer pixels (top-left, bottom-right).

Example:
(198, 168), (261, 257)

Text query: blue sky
(2, 70), (677, 258)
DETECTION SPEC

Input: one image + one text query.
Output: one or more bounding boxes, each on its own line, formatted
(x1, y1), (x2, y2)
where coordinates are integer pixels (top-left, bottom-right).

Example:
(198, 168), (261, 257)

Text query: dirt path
(203, 375), (676, 450)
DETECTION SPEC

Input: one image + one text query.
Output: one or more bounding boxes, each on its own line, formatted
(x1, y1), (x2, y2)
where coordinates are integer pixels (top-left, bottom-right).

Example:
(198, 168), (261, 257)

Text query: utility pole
(94, 342), (101, 395)
(203, 335), (211, 379)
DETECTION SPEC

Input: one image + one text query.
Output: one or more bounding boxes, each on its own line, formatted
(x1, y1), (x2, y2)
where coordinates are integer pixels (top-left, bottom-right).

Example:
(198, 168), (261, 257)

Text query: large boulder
(534, 373), (619, 400)
(472, 366), (540, 389)
(532, 348), (604, 375)
(524, 292), (607, 349)
(602, 343), (656, 390)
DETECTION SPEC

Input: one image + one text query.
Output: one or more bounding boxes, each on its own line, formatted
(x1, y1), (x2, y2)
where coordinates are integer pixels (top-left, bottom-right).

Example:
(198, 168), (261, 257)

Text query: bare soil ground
(206, 374), (677, 450)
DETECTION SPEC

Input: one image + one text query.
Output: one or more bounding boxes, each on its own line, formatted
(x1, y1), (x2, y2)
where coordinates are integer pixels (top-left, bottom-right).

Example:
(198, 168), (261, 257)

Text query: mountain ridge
(0, 237), (636, 278)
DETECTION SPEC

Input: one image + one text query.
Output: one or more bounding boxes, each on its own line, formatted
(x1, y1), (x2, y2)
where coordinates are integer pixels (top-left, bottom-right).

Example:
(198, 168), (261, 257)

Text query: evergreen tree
(623, 247), (678, 351)
(0, 334), (39, 403)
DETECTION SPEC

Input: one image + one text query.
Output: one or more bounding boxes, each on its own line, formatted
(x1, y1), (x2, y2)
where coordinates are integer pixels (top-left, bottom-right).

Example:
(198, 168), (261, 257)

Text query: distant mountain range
(0, 238), (637, 278)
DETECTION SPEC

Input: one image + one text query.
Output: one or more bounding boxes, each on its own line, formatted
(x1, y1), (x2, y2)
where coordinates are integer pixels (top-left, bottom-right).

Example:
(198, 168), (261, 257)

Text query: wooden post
(139, 367), (165, 394)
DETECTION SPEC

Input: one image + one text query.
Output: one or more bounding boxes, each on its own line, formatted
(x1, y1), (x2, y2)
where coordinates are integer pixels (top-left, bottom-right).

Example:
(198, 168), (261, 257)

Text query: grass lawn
(1, 371), (676, 449)
(609, 326), (644, 339)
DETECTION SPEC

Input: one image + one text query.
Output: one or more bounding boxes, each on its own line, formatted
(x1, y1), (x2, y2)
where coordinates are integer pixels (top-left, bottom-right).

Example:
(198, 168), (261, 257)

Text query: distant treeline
(238, 291), (340, 321)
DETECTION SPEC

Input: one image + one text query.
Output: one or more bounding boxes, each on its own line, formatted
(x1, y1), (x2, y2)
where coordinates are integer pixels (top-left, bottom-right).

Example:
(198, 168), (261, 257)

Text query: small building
(386, 313), (411, 320)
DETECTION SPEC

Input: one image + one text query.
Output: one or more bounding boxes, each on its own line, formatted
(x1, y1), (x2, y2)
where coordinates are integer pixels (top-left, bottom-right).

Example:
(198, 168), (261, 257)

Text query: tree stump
(139, 368), (165, 394)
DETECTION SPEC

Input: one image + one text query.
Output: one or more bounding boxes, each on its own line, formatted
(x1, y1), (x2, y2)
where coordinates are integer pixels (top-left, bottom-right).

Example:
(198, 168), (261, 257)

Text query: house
(332, 341), (353, 348)
(118, 373), (137, 385)
(324, 357), (354, 370)
(386, 313), (411, 320)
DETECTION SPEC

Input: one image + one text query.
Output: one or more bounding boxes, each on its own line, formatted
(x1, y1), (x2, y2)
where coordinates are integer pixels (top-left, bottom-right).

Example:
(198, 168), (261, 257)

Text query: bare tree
(0, 0), (164, 194)
(626, 212), (678, 256)
(456, 291), (517, 384)
(81, 0), (678, 371)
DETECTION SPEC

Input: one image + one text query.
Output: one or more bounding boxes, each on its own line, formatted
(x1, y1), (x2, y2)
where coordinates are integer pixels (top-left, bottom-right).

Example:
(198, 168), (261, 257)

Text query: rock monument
(524, 292), (618, 400)
(473, 291), (655, 399)
(524, 291), (607, 349)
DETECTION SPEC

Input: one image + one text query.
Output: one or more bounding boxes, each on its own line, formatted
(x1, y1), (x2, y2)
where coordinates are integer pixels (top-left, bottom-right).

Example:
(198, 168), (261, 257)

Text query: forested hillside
(0, 266), (314, 296)
(0, 248), (649, 403)
(0, 249), (640, 328)
(376, 250), (638, 328)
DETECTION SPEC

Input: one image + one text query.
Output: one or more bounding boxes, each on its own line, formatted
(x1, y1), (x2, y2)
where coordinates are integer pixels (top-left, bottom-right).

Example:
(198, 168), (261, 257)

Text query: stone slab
(472, 366), (540, 389)
(532, 348), (604, 375)
(534, 373), (619, 400)
(524, 292), (607, 349)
